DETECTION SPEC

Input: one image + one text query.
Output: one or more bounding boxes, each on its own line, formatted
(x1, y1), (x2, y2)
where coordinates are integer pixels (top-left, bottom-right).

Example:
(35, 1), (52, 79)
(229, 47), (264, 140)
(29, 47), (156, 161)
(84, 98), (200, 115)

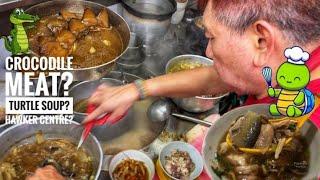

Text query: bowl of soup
(203, 104), (320, 179)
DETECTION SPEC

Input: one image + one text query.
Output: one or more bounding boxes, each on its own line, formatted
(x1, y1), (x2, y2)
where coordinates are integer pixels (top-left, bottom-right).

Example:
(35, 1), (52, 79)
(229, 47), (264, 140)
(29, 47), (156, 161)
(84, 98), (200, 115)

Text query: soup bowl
(202, 104), (320, 179)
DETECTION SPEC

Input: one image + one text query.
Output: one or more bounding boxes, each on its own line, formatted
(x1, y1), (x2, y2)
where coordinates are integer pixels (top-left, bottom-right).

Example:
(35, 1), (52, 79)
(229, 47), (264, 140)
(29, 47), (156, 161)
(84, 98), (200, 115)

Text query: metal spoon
(148, 99), (212, 127)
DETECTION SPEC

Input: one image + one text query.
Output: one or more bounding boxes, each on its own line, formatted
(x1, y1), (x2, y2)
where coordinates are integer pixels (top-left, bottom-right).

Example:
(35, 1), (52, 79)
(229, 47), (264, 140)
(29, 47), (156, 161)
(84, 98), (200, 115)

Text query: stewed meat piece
(69, 19), (87, 36)
(56, 30), (76, 49)
(60, 9), (80, 21)
(97, 8), (109, 28)
(254, 124), (274, 148)
(46, 16), (67, 35)
(82, 8), (97, 26)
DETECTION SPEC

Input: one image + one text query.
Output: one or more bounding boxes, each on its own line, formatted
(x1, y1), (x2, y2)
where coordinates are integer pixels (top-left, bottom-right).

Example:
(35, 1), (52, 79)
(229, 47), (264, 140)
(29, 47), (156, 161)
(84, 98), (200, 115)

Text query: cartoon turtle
(262, 46), (315, 117)
(1, 8), (39, 55)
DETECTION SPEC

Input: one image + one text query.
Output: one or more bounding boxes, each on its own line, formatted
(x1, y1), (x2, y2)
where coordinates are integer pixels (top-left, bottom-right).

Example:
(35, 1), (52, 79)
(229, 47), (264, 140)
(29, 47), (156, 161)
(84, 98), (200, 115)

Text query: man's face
(203, 1), (267, 95)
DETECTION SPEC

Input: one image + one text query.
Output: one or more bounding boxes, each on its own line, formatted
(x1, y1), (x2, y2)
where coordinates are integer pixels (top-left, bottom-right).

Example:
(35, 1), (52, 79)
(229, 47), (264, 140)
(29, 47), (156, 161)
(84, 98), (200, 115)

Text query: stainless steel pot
(202, 104), (320, 179)
(166, 54), (229, 113)
(69, 71), (166, 155)
(0, 120), (103, 179)
(121, 0), (176, 45)
(26, 0), (130, 81)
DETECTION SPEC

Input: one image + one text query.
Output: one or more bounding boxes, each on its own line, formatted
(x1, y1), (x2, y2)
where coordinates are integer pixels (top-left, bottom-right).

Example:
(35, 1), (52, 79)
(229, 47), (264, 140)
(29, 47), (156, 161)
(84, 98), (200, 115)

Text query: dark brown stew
(0, 132), (94, 180)
(27, 8), (123, 69)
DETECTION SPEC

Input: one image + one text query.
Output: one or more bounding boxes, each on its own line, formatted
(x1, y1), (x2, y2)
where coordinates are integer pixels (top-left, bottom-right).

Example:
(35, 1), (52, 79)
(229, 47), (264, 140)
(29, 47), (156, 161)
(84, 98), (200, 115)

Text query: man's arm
(145, 66), (231, 98)
(84, 66), (230, 123)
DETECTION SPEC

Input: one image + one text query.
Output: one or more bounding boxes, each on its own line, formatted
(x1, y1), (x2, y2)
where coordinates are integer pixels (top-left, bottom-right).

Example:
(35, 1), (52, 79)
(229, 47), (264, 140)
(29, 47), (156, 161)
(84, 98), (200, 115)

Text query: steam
(284, 46), (310, 65)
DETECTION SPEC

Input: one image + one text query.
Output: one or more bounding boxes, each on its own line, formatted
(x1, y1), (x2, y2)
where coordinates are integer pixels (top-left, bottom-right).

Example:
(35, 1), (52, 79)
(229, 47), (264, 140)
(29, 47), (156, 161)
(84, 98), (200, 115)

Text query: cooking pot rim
(121, 0), (177, 20)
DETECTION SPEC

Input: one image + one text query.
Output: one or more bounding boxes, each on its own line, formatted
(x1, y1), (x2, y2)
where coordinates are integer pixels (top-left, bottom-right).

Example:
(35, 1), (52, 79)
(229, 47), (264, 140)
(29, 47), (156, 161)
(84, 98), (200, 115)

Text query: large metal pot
(0, 120), (104, 179)
(121, 0), (176, 45)
(26, 0), (130, 81)
(166, 54), (229, 113)
(69, 71), (166, 155)
(203, 104), (320, 179)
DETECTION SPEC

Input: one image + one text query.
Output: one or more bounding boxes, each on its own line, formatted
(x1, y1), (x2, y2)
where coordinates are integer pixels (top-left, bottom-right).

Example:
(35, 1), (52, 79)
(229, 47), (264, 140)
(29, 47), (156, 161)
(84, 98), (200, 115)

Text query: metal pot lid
(121, 0), (177, 20)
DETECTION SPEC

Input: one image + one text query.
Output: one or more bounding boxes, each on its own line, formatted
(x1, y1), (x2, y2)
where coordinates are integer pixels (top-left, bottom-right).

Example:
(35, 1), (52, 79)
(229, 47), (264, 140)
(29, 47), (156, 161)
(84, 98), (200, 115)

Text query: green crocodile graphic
(1, 8), (39, 55)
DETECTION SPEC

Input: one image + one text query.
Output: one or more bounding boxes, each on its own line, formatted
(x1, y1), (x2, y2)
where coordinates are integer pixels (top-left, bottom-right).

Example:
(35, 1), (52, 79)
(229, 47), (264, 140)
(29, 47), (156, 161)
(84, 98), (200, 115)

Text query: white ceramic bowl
(159, 141), (203, 180)
(109, 150), (155, 180)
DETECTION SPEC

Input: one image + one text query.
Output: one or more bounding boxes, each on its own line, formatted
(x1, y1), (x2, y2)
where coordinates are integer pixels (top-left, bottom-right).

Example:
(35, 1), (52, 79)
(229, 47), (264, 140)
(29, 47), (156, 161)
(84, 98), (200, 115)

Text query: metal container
(69, 71), (166, 155)
(166, 54), (229, 113)
(26, 0), (130, 81)
(116, 32), (145, 70)
(121, 0), (176, 45)
(0, 120), (103, 179)
(203, 104), (320, 179)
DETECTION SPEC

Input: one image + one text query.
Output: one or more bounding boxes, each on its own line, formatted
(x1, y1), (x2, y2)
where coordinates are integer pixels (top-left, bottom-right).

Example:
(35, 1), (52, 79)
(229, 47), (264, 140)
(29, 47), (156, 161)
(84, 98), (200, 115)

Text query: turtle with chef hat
(267, 46), (315, 117)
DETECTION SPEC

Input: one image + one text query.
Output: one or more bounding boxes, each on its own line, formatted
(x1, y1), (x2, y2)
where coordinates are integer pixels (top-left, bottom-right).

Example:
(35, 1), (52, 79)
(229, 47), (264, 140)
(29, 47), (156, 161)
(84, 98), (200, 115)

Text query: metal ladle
(148, 99), (212, 127)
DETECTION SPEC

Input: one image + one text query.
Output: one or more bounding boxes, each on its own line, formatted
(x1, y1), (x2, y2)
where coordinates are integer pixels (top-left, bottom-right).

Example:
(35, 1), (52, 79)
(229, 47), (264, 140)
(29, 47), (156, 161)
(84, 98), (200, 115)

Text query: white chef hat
(284, 46), (310, 65)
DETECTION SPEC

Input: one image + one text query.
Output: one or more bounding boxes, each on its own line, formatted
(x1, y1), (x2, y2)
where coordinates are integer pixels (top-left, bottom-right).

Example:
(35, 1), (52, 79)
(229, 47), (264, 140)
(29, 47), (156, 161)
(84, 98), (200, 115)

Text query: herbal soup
(0, 131), (94, 180)
(211, 112), (310, 179)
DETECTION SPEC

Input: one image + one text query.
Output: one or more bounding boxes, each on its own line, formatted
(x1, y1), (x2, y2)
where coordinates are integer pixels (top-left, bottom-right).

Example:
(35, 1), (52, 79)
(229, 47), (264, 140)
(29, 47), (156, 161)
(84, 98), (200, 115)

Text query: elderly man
(85, 0), (320, 123)
(32, 0), (320, 178)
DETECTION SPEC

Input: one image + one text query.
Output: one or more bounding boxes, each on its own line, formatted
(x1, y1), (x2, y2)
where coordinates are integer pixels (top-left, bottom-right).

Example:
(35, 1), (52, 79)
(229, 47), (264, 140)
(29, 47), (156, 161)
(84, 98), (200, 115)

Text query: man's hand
(83, 83), (139, 124)
(83, 66), (229, 125)
(26, 166), (64, 180)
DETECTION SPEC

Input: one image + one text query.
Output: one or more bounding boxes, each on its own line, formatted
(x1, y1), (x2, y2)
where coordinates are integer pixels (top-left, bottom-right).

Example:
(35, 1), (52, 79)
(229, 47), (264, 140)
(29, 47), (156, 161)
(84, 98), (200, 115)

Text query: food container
(70, 78), (125, 122)
(158, 141), (203, 179)
(165, 54), (229, 113)
(109, 150), (155, 180)
(202, 104), (320, 179)
(121, 0), (176, 45)
(117, 32), (145, 70)
(0, 120), (103, 179)
(26, 0), (130, 81)
(69, 71), (166, 155)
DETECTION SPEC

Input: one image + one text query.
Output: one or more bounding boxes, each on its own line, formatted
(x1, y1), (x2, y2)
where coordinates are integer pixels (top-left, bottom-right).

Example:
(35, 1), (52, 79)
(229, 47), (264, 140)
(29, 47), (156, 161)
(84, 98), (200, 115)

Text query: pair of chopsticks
(77, 104), (125, 149)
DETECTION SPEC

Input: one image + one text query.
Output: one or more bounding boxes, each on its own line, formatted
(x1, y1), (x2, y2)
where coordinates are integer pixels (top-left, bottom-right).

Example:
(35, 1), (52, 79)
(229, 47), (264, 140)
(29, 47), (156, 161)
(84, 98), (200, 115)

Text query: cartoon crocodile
(1, 8), (39, 55)
(263, 46), (315, 117)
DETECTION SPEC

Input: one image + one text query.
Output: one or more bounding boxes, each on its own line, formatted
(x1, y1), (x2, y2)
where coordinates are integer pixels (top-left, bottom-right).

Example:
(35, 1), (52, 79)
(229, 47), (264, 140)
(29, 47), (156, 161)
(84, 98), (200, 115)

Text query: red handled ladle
(77, 104), (125, 149)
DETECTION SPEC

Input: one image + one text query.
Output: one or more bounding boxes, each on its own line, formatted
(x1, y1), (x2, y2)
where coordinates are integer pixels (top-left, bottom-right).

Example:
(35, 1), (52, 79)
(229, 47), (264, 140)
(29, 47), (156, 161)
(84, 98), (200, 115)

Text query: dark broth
(213, 131), (310, 179)
(27, 8), (123, 69)
(0, 137), (94, 179)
